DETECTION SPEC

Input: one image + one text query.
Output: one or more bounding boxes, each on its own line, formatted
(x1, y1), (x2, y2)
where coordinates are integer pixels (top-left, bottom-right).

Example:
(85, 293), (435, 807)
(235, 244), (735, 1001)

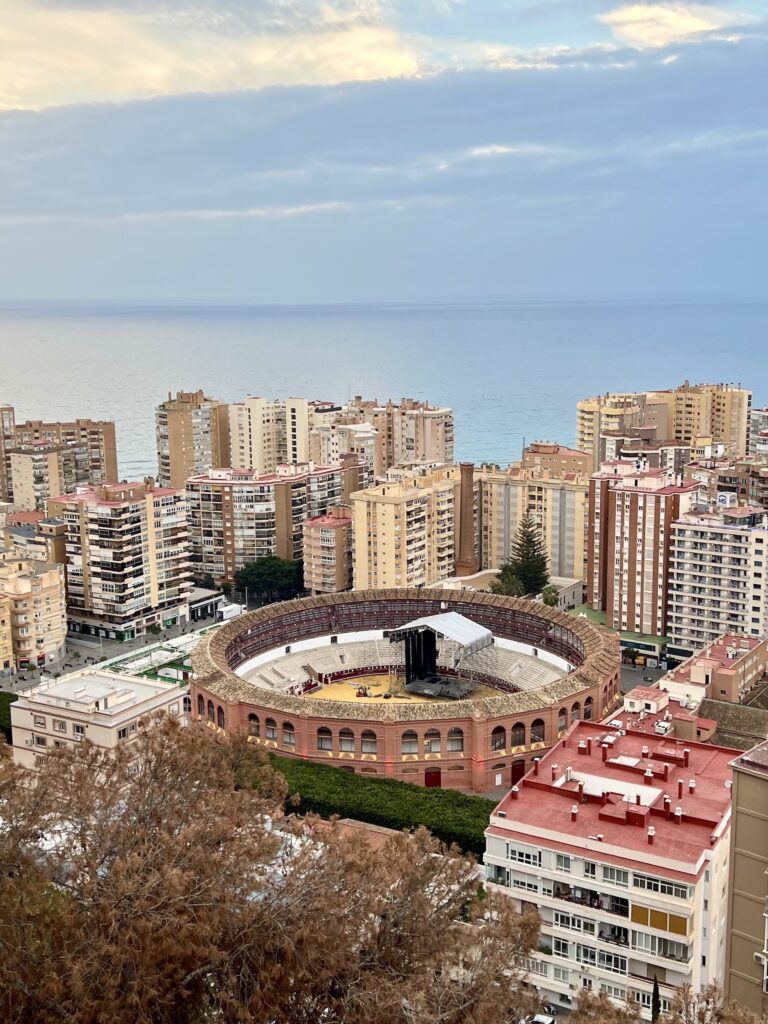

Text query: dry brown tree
(0, 719), (539, 1024)
(568, 985), (768, 1024)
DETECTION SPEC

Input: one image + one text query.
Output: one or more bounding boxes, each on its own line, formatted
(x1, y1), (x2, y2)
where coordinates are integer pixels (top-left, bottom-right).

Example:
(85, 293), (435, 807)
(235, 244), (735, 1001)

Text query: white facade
(11, 669), (191, 769)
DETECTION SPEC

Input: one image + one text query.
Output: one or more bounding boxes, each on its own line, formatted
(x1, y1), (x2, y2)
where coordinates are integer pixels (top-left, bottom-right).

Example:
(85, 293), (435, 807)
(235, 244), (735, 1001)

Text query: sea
(0, 299), (765, 480)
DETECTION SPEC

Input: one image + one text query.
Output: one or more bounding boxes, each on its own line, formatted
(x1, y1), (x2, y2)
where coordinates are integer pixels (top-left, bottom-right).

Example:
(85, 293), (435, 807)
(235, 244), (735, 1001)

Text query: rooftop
(490, 720), (738, 871)
(19, 669), (180, 714)
(188, 463), (342, 485)
(666, 635), (765, 687)
(731, 740), (768, 778)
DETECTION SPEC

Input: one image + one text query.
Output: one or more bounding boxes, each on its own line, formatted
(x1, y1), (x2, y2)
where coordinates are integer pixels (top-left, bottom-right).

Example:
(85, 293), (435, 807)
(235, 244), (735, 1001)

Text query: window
(603, 866), (629, 887)
(571, 702), (581, 723)
(553, 966), (569, 983)
(491, 726), (506, 751)
(576, 944), (596, 966)
(183, 695), (192, 715)
(217, 707), (225, 729)
(584, 697), (593, 721)
(599, 951), (627, 974)
(282, 722), (296, 747)
(34, 735), (47, 747)
(118, 727), (128, 741)
(33, 716), (46, 728)
(511, 722), (526, 747)
(207, 700), (214, 722)
(317, 727), (333, 751)
(169, 703), (179, 716)
(401, 731), (418, 754)
(507, 846), (541, 867)
(265, 718), (277, 741)
(53, 719), (66, 733)
(197, 694), (204, 717)
(531, 718), (545, 743)
(73, 724), (85, 740)
(556, 854), (571, 873)
(584, 861), (597, 879)
(361, 730), (377, 754)
(248, 713), (260, 737)
(553, 938), (570, 959)
(339, 728), (355, 752)
(447, 727), (464, 752)
(558, 708), (567, 731)
(633, 873), (688, 899)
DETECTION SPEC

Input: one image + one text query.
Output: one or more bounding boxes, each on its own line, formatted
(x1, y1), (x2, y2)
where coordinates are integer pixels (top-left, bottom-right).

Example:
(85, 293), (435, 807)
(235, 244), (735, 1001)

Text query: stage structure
(388, 612), (494, 699)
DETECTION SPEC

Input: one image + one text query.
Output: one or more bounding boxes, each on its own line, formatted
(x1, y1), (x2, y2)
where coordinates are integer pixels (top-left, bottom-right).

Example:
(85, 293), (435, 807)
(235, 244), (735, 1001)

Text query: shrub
(269, 754), (497, 855)
(0, 691), (19, 743)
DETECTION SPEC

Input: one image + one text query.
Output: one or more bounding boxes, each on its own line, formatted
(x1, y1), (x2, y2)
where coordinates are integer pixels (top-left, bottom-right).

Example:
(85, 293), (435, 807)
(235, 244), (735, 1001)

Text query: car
(532, 1015), (557, 1024)
(541, 1004), (560, 1016)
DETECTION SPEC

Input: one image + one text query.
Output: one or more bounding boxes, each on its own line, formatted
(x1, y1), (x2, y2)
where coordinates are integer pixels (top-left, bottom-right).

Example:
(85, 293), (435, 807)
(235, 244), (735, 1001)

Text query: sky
(0, 0), (766, 302)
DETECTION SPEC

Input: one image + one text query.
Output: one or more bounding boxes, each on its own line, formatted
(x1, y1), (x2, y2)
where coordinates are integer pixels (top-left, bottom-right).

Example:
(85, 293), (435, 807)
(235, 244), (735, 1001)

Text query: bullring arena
(191, 590), (621, 793)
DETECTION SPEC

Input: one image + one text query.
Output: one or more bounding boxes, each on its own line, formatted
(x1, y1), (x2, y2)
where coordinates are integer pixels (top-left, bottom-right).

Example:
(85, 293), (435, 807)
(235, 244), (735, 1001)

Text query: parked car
(532, 1015), (557, 1024)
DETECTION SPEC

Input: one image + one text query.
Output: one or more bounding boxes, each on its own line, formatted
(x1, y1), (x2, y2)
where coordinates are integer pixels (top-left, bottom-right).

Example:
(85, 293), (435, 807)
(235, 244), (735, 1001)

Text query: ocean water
(0, 299), (765, 480)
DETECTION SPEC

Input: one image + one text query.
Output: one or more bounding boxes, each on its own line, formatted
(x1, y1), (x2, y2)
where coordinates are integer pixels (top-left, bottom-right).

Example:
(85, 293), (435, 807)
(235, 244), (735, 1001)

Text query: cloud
(0, 0), (419, 110)
(599, 2), (755, 47)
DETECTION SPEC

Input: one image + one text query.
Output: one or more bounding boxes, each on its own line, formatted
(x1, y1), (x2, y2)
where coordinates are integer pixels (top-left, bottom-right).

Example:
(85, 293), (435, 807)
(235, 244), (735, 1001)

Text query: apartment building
(576, 394), (647, 469)
(350, 463), (472, 589)
(750, 409), (768, 455)
(661, 636), (768, 705)
(186, 461), (362, 584)
(47, 480), (192, 641)
(229, 396), (342, 473)
(348, 396), (454, 471)
(684, 455), (751, 506)
(6, 439), (96, 512)
(725, 740), (768, 1016)
(11, 668), (190, 770)
(310, 422), (380, 479)
(521, 441), (593, 478)
(0, 555), (67, 669)
(485, 721), (738, 1019)
(601, 433), (692, 476)
(0, 407), (118, 503)
(155, 389), (230, 489)
(667, 505), (768, 661)
(587, 461), (699, 636)
(478, 464), (589, 579)
(0, 593), (13, 672)
(302, 505), (353, 595)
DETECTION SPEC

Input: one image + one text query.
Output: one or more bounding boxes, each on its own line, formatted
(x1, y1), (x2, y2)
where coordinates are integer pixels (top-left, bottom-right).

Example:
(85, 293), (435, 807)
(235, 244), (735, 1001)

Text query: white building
(667, 504), (768, 662)
(11, 668), (191, 769)
(484, 721), (736, 1019)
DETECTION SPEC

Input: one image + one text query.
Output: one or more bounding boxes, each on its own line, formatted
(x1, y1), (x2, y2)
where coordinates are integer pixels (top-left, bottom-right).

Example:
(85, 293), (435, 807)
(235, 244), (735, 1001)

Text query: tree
(491, 567), (524, 597)
(666, 984), (768, 1024)
(541, 585), (559, 607)
(498, 511), (549, 597)
(0, 721), (540, 1024)
(235, 555), (304, 604)
(624, 646), (639, 666)
(569, 990), (641, 1024)
(652, 976), (662, 1023)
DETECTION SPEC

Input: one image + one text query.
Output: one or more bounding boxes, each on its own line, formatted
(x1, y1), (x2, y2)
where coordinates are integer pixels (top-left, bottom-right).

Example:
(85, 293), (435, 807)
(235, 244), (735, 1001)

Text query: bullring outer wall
(191, 589), (621, 793)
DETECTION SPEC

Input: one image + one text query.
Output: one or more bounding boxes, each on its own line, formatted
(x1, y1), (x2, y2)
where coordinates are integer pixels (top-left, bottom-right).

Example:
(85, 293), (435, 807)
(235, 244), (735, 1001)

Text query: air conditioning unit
(753, 952), (765, 965)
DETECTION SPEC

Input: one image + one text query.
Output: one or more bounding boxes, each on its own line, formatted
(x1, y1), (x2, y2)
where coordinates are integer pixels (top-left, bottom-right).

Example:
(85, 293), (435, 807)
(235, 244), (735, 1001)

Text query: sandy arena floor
(302, 673), (498, 703)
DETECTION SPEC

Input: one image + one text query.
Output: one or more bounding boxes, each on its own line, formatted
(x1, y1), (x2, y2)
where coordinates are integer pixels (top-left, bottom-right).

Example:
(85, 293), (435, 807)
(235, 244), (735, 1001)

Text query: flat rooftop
(667, 635), (765, 685)
(21, 669), (177, 713)
(731, 739), (768, 778)
(490, 720), (738, 870)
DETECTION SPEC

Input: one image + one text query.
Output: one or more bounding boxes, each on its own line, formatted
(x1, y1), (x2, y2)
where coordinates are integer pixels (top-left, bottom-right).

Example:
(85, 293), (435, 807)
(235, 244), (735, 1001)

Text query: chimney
(677, 779), (684, 799)
(664, 794), (672, 819)
(510, 785), (519, 800)
(578, 740), (588, 756)
(648, 827), (656, 846)
(586, 737), (592, 755)
(533, 758), (540, 776)
(636, 794), (641, 805)
(683, 748), (690, 767)
(689, 779), (696, 795)
(642, 745), (650, 758)
(674, 807), (683, 825)
(552, 764), (559, 781)
(455, 462), (478, 576)
(602, 744), (608, 762)
(571, 805), (579, 822)
(578, 781), (585, 801)
(644, 769), (654, 785)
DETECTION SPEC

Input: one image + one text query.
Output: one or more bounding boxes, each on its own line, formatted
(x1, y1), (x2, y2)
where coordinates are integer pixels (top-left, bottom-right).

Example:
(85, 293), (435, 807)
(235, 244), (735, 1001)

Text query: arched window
(183, 695), (192, 715)
(197, 694), (204, 717)
(317, 727), (333, 751)
(531, 718), (545, 743)
(207, 700), (214, 722)
(491, 726), (506, 751)
(571, 702), (581, 723)
(558, 707), (567, 731)
(511, 722), (526, 748)
(339, 728), (355, 753)
(424, 728), (441, 753)
(401, 731), (418, 754)
(361, 730), (377, 754)
(282, 722), (296, 747)
(217, 706), (225, 729)
(248, 713), (260, 737)
(265, 718), (277, 741)
(584, 697), (593, 721)
(447, 727), (464, 752)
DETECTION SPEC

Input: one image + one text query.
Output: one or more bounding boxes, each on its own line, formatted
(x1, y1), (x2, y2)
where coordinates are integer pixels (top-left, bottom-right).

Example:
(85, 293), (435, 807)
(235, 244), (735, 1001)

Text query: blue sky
(1, 0), (766, 301)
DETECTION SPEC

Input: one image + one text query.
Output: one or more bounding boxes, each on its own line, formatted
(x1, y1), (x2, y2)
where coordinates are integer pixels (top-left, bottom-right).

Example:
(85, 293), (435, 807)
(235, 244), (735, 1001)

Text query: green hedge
(269, 754), (496, 856)
(0, 692), (18, 743)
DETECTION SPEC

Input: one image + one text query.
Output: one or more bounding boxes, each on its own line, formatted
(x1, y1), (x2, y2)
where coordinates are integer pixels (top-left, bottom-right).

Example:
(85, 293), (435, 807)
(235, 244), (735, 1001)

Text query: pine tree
(502, 511), (549, 596)
(651, 976), (661, 1023)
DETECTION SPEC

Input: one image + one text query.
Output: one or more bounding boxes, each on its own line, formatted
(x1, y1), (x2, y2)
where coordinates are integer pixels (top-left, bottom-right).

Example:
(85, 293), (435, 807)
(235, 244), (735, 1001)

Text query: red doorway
(511, 760), (526, 785)
(425, 767), (442, 788)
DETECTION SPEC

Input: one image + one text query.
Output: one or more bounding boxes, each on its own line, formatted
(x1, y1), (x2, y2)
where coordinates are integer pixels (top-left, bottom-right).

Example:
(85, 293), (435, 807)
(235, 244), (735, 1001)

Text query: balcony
(552, 884), (629, 918)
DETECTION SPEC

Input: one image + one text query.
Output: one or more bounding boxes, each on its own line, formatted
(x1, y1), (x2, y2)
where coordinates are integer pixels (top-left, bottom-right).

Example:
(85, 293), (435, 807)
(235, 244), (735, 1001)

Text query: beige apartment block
(310, 421), (380, 479)
(725, 741), (768, 1016)
(661, 635), (768, 705)
(750, 408), (768, 455)
(0, 593), (12, 672)
(350, 463), (472, 589)
(667, 505), (768, 661)
(348, 396), (454, 471)
(0, 555), (66, 669)
(647, 381), (751, 456)
(302, 505), (353, 594)
(0, 404), (15, 501)
(47, 480), (192, 641)
(520, 440), (593, 477)
(478, 463), (589, 579)
(587, 461), (699, 637)
(186, 461), (363, 584)
(576, 393), (646, 469)
(229, 396), (343, 473)
(11, 668), (190, 770)
(6, 439), (95, 511)
(155, 389), (230, 489)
